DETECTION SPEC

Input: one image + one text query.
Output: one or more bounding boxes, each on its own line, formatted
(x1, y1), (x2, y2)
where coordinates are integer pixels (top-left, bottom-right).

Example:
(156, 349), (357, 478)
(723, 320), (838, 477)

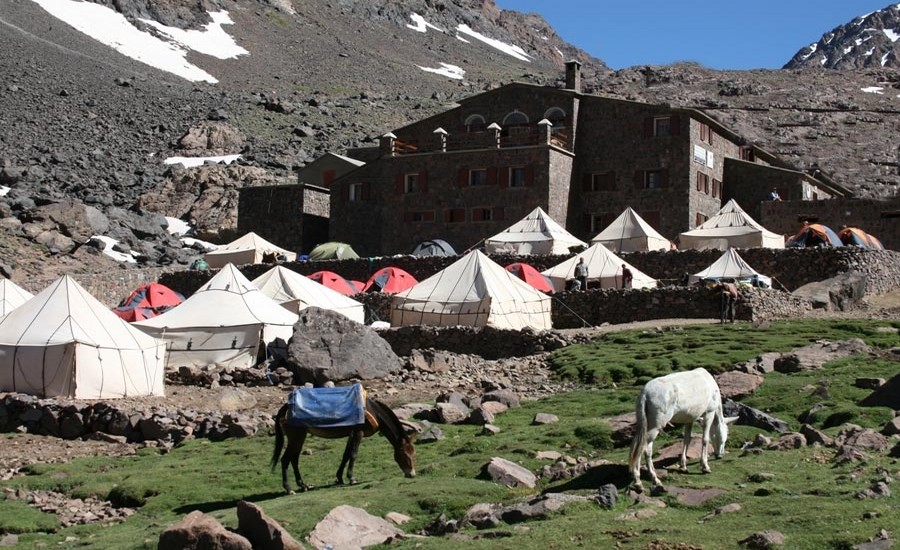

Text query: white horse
(628, 368), (737, 491)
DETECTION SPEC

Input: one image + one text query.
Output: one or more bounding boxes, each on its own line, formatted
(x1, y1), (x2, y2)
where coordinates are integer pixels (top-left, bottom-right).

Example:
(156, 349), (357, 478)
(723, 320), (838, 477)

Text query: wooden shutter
(403, 212), (414, 222)
(643, 117), (653, 138)
(634, 170), (644, 190)
(696, 172), (703, 191)
(472, 208), (483, 222)
(362, 182), (371, 200)
(525, 167), (534, 186)
(583, 173), (593, 191)
(419, 171), (428, 193)
(458, 168), (468, 188)
(493, 206), (505, 221)
(583, 213), (593, 232)
(670, 115), (681, 135)
(499, 167), (509, 188)
(394, 174), (403, 195)
(660, 169), (669, 188)
(488, 167), (498, 185)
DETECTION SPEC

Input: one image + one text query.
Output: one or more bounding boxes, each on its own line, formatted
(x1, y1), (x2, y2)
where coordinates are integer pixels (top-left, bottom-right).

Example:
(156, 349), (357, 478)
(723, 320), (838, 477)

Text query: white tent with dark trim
(252, 265), (365, 323)
(0, 275), (165, 399)
(485, 207), (586, 255)
(591, 207), (672, 253)
(390, 250), (551, 330)
(541, 242), (657, 292)
(689, 248), (772, 287)
(134, 264), (298, 369)
(204, 232), (297, 269)
(679, 199), (784, 251)
(0, 279), (34, 317)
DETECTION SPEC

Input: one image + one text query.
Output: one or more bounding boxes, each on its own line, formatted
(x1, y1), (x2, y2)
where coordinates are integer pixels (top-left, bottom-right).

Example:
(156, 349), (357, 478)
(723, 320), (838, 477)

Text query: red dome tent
(307, 271), (362, 296)
(362, 267), (418, 294)
(113, 282), (184, 322)
(504, 262), (555, 293)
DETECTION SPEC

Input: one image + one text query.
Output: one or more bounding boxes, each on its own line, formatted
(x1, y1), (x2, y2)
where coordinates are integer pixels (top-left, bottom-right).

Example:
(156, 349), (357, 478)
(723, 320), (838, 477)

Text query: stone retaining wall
(0, 392), (272, 444)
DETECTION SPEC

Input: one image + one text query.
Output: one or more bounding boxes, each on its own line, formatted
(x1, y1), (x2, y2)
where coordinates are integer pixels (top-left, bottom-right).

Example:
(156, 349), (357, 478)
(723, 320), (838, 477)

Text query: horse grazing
(628, 368), (737, 491)
(271, 395), (416, 494)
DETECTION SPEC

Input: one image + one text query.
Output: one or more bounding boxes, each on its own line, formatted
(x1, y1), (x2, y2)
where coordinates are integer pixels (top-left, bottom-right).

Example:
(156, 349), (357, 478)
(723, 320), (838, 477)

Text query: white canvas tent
(591, 207), (672, 253)
(390, 250), (552, 330)
(252, 265), (365, 323)
(204, 232), (297, 269)
(541, 243), (657, 292)
(0, 275), (165, 399)
(689, 248), (772, 287)
(134, 264), (298, 369)
(485, 207), (586, 255)
(679, 199), (784, 251)
(0, 279), (34, 317)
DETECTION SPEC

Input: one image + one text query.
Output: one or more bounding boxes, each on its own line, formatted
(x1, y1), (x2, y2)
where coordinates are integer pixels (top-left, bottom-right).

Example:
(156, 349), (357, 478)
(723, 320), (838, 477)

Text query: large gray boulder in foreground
(286, 307), (402, 385)
(791, 271), (867, 311)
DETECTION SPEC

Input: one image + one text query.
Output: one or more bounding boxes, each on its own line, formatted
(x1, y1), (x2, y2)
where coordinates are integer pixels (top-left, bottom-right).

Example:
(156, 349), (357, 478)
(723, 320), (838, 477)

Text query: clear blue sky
(495, 1), (894, 70)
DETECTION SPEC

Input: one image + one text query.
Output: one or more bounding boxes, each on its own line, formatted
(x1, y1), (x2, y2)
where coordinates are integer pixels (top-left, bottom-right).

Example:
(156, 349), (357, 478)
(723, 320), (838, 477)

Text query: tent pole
(550, 295), (594, 328)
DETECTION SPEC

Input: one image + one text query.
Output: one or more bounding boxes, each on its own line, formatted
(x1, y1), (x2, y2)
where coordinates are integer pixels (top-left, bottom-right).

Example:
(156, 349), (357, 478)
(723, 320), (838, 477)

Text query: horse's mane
(366, 398), (406, 447)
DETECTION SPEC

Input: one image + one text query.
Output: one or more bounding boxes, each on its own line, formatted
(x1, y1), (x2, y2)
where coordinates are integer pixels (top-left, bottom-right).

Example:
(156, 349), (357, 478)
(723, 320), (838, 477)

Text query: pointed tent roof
(308, 271), (361, 295)
(204, 232), (297, 269)
(138, 264), (299, 329)
(252, 266), (364, 323)
(0, 275), (165, 398)
(308, 242), (359, 261)
(590, 207), (672, 253)
(541, 242), (657, 292)
(485, 207), (587, 255)
(679, 199), (785, 251)
(689, 248), (772, 287)
(411, 239), (456, 257)
(390, 250), (551, 330)
(0, 279), (34, 317)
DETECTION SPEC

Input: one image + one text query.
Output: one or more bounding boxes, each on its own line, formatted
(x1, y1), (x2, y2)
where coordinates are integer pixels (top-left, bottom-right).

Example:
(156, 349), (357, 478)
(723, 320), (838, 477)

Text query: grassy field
(1, 319), (898, 549)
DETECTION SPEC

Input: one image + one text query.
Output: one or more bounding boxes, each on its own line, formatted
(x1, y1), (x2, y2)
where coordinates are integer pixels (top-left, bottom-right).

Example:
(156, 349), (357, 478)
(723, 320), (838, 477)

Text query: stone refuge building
(323, 61), (847, 256)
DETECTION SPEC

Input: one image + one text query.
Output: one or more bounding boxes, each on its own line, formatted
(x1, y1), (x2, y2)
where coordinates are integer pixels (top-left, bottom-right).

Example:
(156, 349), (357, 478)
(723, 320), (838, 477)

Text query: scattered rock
(739, 530), (785, 548)
(482, 457), (537, 489)
(236, 500), (305, 550)
(715, 371), (764, 399)
(594, 484), (617, 509)
(532, 413), (558, 425)
(158, 510), (252, 550)
(700, 502), (742, 522)
(307, 505), (402, 550)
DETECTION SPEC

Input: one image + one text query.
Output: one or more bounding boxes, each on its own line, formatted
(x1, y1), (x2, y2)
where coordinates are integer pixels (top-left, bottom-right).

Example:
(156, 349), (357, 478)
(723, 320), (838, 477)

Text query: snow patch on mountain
(29, 0), (246, 83)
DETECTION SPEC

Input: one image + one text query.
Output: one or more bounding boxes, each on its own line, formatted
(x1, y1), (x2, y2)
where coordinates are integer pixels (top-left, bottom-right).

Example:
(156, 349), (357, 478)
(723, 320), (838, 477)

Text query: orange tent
(505, 262), (554, 293)
(362, 267), (418, 294)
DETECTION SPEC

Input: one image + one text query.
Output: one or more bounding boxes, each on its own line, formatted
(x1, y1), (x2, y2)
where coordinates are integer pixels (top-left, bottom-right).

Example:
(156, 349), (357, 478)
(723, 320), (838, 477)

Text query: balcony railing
(389, 126), (571, 156)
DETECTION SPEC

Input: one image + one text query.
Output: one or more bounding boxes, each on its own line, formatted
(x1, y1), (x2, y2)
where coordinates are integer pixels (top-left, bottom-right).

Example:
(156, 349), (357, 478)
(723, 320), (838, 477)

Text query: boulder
(860, 373), (900, 409)
(715, 371), (764, 399)
(773, 339), (871, 373)
(792, 271), (867, 311)
(307, 505), (402, 550)
(481, 457), (537, 489)
(739, 530), (785, 548)
(286, 307), (402, 385)
(158, 510), (252, 550)
(236, 500), (304, 550)
(723, 399), (790, 433)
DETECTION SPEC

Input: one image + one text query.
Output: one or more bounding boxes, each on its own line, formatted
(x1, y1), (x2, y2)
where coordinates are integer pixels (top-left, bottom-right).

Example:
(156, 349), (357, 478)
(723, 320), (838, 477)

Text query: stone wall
(0, 392), (271, 443)
(22, 266), (169, 308)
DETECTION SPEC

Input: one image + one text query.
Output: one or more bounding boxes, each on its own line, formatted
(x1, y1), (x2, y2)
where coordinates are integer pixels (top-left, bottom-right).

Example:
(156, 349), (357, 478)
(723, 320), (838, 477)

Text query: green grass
(548, 319), (900, 385)
(1, 319), (898, 549)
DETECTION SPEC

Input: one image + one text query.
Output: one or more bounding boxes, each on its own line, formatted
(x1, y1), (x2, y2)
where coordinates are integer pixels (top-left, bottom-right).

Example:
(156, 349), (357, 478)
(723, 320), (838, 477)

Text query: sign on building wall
(693, 145), (715, 169)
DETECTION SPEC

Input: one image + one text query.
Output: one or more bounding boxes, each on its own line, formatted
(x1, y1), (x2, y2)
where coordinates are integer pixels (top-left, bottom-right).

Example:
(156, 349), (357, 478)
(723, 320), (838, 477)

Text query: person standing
(718, 279), (739, 323)
(574, 257), (589, 291)
(621, 264), (633, 289)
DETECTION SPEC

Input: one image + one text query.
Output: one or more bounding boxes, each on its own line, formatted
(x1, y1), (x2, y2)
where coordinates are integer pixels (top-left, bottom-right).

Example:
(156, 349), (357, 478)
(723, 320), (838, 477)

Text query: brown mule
(271, 397), (416, 494)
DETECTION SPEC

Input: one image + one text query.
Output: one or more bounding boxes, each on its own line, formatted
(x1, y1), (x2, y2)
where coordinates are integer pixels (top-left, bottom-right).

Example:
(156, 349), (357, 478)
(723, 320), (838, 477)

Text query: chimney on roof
(565, 60), (582, 92)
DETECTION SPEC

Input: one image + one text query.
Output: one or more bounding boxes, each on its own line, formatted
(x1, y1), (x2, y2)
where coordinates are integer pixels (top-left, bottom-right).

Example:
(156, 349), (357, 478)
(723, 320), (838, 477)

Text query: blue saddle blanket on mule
(287, 384), (366, 428)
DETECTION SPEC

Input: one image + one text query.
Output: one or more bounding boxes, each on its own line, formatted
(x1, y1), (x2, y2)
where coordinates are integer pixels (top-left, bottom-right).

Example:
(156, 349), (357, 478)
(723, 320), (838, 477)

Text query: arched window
(503, 110), (529, 127)
(543, 107), (566, 128)
(465, 114), (486, 133)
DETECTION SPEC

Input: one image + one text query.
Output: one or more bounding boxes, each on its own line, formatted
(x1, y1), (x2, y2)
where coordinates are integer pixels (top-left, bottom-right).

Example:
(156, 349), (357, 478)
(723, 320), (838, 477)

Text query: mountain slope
(0, 0), (898, 282)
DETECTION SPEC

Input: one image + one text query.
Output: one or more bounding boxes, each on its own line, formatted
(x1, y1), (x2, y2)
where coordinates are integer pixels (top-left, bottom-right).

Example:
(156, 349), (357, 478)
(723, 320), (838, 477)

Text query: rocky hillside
(0, 0), (898, 282)
(785, 2), (900, 69)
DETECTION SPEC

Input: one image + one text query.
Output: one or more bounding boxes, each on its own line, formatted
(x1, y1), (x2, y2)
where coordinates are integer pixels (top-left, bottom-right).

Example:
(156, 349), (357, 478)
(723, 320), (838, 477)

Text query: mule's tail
(270, 404), (288, 471)
(628, 391), (649, 473)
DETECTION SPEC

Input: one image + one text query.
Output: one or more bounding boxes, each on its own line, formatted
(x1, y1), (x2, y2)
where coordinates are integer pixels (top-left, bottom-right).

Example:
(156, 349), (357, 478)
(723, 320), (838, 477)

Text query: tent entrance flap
(0, 343), (76, 398)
